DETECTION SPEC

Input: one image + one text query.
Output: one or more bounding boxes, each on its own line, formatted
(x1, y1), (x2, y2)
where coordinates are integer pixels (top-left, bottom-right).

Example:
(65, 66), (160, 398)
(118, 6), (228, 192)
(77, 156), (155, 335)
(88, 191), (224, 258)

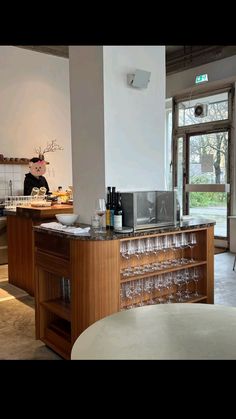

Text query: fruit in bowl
(55, 213), (79, 226)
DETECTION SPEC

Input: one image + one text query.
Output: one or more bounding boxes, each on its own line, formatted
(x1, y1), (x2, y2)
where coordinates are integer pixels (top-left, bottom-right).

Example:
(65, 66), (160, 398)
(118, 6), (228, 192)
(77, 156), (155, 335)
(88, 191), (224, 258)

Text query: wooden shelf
(120, 260), (207, 283)
(190, 295), (207, 303)
(44, 322), (72, 359)
(49, 318), (71, 339)
(41, 298), (71, 321)
(120, 294), (208, 310)
(0, 158), (29, 165)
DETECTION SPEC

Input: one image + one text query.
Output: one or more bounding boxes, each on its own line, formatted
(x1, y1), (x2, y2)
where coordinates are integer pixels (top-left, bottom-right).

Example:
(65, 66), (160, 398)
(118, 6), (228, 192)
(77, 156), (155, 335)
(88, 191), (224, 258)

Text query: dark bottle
(114, 192), (123, 230)
(106, 187), (111, 229)
(110, 186), (116, 230)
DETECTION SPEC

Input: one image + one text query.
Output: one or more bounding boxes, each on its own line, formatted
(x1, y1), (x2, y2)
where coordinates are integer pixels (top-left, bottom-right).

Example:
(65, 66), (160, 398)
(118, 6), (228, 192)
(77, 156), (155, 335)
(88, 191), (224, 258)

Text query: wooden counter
(33, 220), (215, 359)
(0, 216), (8, 264)
(7, 205), (73, 296)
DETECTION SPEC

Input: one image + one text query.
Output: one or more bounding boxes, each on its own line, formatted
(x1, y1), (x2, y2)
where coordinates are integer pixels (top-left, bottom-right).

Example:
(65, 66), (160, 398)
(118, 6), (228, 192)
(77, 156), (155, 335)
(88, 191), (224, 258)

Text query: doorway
(173, 85), (233, 243)
(186, 131), (229, 238)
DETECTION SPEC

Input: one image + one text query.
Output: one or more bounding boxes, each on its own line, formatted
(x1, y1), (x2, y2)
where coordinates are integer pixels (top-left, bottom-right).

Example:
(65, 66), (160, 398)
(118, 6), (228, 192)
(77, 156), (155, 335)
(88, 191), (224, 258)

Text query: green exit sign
(195, 74), (208, 84)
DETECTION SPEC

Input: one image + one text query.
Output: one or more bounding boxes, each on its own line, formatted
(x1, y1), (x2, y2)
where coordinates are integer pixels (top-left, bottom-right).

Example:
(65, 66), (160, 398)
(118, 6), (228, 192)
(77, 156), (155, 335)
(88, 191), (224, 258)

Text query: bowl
(55, 213), (79, 226)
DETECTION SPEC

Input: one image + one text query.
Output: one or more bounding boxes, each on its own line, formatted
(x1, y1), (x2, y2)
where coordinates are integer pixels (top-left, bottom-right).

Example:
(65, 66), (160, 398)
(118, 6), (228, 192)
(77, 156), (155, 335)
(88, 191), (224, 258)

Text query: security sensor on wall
(127, 69), (151, 89)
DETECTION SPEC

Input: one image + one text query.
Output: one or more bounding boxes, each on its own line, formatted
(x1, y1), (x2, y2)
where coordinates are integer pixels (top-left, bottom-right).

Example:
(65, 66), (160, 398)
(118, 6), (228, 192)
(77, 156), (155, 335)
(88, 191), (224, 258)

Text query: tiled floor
(0, 252), (235, 360)
(215, 252), (236, 306)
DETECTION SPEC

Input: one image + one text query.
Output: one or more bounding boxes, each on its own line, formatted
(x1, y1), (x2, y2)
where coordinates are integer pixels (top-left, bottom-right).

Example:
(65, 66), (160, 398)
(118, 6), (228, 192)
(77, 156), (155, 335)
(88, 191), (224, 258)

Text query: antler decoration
(34, 140), (64, 159)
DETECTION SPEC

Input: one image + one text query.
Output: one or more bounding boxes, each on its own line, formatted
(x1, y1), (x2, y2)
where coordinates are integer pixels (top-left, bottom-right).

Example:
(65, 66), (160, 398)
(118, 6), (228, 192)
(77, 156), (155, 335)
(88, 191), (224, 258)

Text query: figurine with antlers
(34, 139), (63, 160)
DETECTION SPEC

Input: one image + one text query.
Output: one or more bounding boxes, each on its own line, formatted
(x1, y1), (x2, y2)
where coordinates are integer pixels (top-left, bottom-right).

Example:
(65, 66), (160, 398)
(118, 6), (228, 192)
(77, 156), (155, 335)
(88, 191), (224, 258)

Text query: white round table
(71, 304), (236, 360)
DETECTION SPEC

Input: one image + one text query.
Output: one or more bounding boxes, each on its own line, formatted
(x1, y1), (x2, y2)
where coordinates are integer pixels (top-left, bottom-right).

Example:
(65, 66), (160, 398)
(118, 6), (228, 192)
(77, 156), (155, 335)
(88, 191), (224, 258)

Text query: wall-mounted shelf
(0, 157), (29, 165)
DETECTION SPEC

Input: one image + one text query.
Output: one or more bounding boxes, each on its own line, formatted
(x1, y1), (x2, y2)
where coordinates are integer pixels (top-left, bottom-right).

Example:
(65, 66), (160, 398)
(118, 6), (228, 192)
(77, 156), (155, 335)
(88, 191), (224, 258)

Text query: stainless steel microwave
(121, 191), (176, 230)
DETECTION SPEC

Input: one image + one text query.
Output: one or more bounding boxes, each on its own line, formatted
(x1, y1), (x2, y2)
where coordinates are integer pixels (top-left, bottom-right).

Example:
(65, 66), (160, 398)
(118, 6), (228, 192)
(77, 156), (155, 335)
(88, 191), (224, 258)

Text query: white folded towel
(40, 222), (90, 235)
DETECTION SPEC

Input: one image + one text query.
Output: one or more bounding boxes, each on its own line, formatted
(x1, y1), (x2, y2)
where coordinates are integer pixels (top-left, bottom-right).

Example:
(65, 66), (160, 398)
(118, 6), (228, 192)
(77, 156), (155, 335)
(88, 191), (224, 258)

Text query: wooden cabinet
(0, 217), (8, 265)
(34, 223), (214, 359)
(34, 234), (71, 359)
(34, 232), (120, 359)
(7, 205), (73, 295)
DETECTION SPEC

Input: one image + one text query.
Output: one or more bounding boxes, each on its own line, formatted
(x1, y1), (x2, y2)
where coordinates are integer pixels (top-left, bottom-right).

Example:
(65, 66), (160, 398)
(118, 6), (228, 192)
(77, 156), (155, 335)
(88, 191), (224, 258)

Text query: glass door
(173, 86), (233, 241)
(185, 130), (229, 238)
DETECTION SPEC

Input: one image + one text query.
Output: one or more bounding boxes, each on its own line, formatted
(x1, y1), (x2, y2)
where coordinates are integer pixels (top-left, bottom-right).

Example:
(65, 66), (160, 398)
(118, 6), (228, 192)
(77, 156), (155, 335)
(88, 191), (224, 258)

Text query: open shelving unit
(34, 234), (72, 359)
(118, 228), (212, 308)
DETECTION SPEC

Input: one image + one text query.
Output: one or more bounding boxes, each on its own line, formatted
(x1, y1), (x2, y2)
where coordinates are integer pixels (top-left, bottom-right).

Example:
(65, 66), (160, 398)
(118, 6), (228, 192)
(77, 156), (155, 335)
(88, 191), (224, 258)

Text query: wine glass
(188, 233), (197, 263)
(95, 198), (106, 233)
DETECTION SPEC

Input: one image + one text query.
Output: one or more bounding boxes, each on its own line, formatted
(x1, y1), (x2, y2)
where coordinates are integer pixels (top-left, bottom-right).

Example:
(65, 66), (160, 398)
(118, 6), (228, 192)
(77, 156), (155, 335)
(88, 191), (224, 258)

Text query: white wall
(69, 46), (166, 223)
(167, 54), (236, 98)
(0, 46), (72, 195)
(103, 46), (165, 191)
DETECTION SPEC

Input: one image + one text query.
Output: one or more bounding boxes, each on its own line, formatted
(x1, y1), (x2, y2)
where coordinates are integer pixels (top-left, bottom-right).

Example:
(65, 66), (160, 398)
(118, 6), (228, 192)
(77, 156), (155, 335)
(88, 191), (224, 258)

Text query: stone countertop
(33, 218), (215, 241)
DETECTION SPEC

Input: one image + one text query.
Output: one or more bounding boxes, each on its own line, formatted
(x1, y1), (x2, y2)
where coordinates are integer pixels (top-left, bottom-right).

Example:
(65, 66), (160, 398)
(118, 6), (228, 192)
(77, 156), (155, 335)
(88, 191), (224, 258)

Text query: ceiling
(16, 45), (236, 75)
(17, 45), (69, 58)
(165, 45), (236, 74)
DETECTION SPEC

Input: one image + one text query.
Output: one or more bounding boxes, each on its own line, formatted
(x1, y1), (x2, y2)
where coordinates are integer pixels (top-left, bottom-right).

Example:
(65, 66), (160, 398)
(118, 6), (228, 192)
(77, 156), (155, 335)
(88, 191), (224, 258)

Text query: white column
(69, 46), (106, 224)
(69, 46), (166, 224)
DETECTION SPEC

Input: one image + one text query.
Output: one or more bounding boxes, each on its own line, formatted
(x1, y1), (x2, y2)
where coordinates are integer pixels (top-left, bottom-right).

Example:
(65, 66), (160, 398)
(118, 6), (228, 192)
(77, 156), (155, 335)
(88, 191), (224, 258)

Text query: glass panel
(178, 92), (228, 126)
(177, 137), (183, 214)
(188, 132), (228, 238)
(165, 108), (172, 189)
(189, 192), (227, 237)
(136, 192), (156, 225)
(189, 132), (228, 185)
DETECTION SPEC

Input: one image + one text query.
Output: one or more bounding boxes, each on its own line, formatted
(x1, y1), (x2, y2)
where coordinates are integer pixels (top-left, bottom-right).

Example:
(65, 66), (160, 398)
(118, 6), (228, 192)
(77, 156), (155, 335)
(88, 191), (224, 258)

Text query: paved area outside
(190, 207), (227, 237)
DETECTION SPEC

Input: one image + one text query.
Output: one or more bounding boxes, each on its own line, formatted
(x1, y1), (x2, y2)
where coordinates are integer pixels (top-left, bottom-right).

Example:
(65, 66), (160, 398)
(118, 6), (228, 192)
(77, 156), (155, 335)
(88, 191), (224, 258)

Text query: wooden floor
(0, 264), (8, 282)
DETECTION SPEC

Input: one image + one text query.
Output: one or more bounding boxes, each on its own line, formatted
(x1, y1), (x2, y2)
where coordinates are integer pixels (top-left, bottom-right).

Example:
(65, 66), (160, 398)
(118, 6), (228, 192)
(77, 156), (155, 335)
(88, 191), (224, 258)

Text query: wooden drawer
(35, 231), (70, 259)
